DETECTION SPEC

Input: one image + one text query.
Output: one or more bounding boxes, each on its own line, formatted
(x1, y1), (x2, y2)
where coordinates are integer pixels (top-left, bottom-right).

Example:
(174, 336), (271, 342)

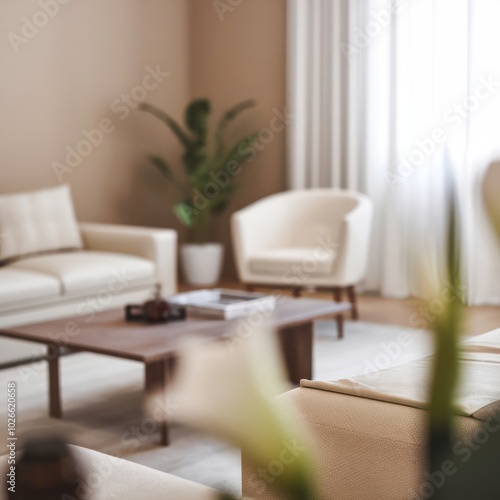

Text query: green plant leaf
(215, 99), (257, 156)
(173, 201), (197, 227)
(148, 155), (172, 178)
(183, 146), (208, 176)
(139, 103), (193, 148)
(428, 188), (463, 476)
(217, 183), (239, 197)
(185, 98), (211, 147)
(147, 155), (186, 193)
(438, 423), (500, 498)
(216, 132), (259, 173)
(141, 99), (258, 243)
(210, 197), (229, 214)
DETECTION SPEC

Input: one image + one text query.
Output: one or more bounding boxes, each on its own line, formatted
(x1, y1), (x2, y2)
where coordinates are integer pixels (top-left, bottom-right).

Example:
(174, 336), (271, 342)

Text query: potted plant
(140, 98), (258, 286)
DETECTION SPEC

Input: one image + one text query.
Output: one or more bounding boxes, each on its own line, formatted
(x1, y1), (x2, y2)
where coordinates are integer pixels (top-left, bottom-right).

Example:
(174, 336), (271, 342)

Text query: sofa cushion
(301, 328), (500, 421)
(0, 184), (82, 263)
(0, 268), (60, 309)
(9, 251), (157, 295)
(249, 247), (336, 275)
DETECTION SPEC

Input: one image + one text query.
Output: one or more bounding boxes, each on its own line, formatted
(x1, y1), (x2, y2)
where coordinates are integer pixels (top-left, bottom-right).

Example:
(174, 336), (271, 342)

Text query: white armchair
(231, 189), (373, 318)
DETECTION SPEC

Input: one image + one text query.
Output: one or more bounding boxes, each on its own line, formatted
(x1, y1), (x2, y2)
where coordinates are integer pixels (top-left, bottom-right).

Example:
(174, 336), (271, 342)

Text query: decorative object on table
(139, 98), (258, 286)
(126, 286), (186, 323)
(168, 288), (276, 320)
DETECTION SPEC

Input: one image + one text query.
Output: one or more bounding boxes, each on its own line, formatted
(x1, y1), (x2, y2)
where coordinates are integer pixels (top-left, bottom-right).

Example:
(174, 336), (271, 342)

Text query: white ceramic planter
(181, 243), (224, 286)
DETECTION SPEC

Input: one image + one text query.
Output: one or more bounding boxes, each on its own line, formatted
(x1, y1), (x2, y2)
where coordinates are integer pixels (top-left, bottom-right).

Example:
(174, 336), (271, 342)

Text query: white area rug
(0, 320), (432, 496)
(314, 319), (432, 381)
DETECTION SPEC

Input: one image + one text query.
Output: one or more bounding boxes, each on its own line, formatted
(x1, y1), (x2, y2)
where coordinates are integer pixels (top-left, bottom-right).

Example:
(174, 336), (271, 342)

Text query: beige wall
(190, 0), (287, 278)
(0, 0), (287, 281)
(0, 0), (190, 229)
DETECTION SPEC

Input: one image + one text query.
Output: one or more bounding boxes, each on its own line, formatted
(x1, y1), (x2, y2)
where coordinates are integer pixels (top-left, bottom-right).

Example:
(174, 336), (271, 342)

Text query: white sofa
(0, 185), (177, 365)
(231, 189), (373, 318)
(0, 222), (177, 365)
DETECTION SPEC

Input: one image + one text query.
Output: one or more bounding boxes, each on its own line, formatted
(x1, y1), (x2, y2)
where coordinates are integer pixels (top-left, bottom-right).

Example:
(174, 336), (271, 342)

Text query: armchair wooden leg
(292, 287), (302, 298)
(246, 284), (255, 292)
(332, 287), (342, 302)
(346, 285), (359, 320)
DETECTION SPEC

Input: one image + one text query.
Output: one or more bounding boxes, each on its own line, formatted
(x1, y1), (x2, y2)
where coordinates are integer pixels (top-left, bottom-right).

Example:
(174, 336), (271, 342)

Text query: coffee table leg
(279, 322), (313, 384)
(48, 345), (62, 418)
(336, 313), (344, 339)
(145, 360), (169, 446)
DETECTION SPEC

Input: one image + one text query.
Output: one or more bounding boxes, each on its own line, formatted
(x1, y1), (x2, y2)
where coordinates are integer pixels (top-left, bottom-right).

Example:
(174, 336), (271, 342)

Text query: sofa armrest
(231, 198), (293, 282)
(333, 196), (373, 286)
(242, 387), (482, 500)
(79, 223), (177, 296)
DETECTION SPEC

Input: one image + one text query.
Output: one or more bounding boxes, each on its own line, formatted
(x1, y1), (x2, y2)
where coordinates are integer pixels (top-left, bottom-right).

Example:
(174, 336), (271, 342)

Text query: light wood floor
(186, 282), (500, 337)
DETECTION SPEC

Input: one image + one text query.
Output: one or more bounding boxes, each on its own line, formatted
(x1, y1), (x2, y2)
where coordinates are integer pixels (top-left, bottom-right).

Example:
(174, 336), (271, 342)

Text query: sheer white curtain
(288, 0), (500, 304)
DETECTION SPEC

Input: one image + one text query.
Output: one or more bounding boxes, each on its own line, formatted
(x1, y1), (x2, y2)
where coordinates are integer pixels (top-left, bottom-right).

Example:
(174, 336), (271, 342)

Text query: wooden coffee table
(0, 297), (350, 445)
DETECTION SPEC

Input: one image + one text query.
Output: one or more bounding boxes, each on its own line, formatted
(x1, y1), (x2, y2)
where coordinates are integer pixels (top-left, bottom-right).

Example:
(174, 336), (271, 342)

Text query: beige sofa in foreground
(0, 445), (218, 500)
(243, 329), (500, 500)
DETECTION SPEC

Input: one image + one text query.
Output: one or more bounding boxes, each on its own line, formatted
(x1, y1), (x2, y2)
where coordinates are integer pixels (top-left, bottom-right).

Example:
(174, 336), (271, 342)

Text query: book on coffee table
(168, 288), (277, 319)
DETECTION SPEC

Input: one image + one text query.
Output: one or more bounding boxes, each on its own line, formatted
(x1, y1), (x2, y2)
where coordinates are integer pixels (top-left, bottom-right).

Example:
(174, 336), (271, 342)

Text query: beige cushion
(249, 247), (336, 275)
(0, 445), (218, 500)
(301, 328), (500, 421)
(10, 251), (156, 295)
(0, 268), (60, 309)
(0, 185), (82, 262)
